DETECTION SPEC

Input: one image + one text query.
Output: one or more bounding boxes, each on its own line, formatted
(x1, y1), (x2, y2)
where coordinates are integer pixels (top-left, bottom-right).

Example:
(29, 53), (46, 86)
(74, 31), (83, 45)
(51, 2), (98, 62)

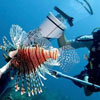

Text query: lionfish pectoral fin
(57, 45), (80, 72)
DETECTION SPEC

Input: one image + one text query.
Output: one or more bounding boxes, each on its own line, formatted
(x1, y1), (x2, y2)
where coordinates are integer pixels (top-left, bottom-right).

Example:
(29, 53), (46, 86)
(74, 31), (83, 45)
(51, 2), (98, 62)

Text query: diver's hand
(0, 61), (11, 79)
(0, 70), (2, 79)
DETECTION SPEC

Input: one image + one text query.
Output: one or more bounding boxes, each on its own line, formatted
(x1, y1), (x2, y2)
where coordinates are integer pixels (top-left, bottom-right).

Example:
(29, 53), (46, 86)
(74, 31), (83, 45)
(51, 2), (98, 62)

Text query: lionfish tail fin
(57, 45), (80, 72)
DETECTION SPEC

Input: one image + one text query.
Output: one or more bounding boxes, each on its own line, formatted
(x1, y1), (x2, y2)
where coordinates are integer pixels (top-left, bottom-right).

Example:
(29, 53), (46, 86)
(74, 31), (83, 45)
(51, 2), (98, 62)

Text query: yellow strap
(90, 61), (93, 69)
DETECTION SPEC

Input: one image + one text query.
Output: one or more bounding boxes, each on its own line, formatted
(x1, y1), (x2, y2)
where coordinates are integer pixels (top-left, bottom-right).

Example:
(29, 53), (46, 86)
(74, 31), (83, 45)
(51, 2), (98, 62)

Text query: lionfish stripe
(30, 48), (36, 68)
(26, 48), (32, 72)
(24, 49), (31, 74)
(36, 46), (42, 65)
(36, 47), (45, 65)
(25, 48), (33, 73)
(32, 47), (40, 68)
(34, 47), (41, 68)
(47, 51), (50, 59)
(42, 49), (46, 61)
(55, 50), (58, 60)
(29, 48), (37, 68)
(44, 50), (49, 60)
(22, 50), (28, 74)
(26, 48), (34, 72)
(49, 49), (51, 58)
(39, 48), (45, 64)
(51, 49), (58, 60)
(28, 48), (35, 72)
(19, 50), (25, 74)
(53, 51), (56, 60)
(40, 48), (46, 62)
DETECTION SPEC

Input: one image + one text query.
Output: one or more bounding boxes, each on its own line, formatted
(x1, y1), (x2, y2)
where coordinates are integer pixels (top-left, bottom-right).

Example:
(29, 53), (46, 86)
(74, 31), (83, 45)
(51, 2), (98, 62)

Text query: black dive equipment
(54, 6), (74, 27)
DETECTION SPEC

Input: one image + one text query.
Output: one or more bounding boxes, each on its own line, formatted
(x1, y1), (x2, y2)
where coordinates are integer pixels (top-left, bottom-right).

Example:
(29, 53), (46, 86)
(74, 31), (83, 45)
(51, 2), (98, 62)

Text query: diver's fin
(54, 6), (74, 27)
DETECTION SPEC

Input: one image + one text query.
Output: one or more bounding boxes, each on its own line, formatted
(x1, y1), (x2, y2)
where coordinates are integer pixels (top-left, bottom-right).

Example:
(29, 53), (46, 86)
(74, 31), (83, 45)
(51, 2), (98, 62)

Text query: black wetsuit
(73, 30), (100, 92)
(85, 31), (100, 92)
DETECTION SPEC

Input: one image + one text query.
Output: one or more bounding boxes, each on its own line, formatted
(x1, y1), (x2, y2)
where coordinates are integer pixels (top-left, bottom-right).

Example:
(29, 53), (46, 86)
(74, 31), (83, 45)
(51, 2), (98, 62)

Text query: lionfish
(0, 25), (79, 96)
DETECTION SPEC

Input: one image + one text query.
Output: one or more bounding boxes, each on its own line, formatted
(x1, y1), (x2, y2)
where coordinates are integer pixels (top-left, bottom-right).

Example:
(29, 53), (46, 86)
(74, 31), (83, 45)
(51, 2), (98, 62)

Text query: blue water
(0, 0), (100, 100)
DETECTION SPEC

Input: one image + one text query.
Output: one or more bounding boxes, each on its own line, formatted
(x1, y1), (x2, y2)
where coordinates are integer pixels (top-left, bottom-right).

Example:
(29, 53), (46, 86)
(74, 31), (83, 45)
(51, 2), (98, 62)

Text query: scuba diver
(57, 29), (100, 96)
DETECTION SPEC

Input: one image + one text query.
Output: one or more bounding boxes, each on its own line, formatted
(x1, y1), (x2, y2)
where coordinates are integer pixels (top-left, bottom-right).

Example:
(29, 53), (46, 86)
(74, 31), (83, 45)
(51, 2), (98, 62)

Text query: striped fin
(15, 72), (20, 92)
(29, 73), (34, 96)
(26, 74), (31, 96)
(21, 74), (25, 95)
